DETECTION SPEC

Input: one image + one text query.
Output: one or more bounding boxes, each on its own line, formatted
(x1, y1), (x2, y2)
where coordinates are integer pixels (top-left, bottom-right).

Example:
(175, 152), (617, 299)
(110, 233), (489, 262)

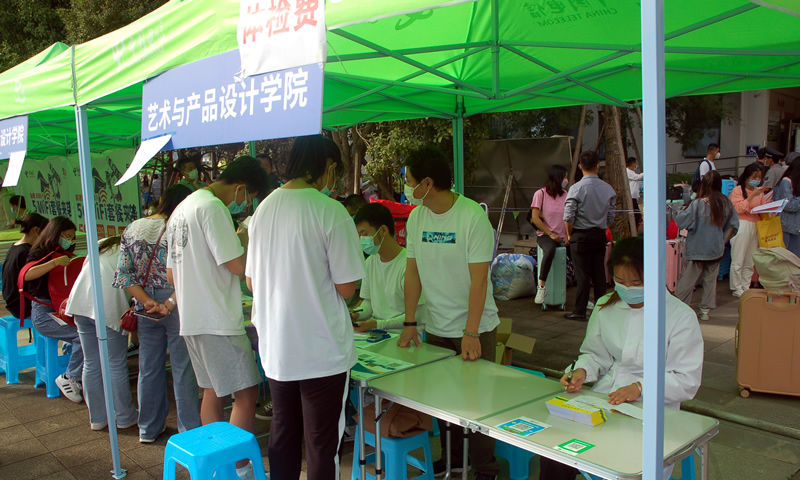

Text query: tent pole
(453, 97), (465, 194)
(75, 105), (126, 479)
(640, 0), (667, 479)
(248, 141), (256, 157)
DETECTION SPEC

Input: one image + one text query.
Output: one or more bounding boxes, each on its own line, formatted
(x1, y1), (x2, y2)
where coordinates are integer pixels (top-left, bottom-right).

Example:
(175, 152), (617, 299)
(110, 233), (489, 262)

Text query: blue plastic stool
(352, 426), (434, 480)
(494, 367), (545, 480)
(33, 330), (69, 398)
(580, 452), (696, 480)
(0, 315), (36, 385)
(163, 422), (267, 480)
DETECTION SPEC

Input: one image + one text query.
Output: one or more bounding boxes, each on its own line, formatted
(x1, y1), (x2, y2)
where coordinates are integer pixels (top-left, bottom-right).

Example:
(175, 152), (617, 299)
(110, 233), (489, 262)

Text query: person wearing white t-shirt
(398, 145), (500, 480)
(152, 156), (267, 480)
(351, 202), (425, 340)
(246, 135), (364, 480)
(626, 157), (644, 228)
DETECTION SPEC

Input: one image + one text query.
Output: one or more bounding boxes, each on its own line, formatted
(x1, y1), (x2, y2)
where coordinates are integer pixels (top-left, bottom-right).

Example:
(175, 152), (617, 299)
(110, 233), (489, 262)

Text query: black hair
(579, 151), (600, 171)
(344, 194), (367, 212)
(784, 162), (800, 198)
(218, 155), (270, 200)
(98, 236), (121, 254)
(544, 165), (568, 199)
(154, 185), (192, 218)
(737, 162), (763, 197)
(403, 145), (452, 191)
(707, 143), (720, 153)
(30, 216), (77, 256)
(626, 157), (638, 167)
(10, 195), (26, 209)
(696, 171), (730, 227)
(600, 236), (644, 310)
(176, 156), (198, 172)
(278, 135), (342, 183)
(16, 212), (48, 234)
(353, 202), (396, 237)
(757, 147), (767, 160)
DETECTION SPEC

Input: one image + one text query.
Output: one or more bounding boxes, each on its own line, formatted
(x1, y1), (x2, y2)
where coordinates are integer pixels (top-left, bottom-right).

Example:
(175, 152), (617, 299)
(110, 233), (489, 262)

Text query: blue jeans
(32, 300), (84, 381)
(136, 287), (201, 440)
(785, 231), (800, 259)
(74, 315), (138, 426)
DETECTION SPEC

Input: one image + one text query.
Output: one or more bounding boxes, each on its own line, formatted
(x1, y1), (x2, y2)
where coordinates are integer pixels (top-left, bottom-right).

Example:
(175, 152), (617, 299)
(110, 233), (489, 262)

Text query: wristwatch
(166, 297), (176, 311)
(403, 322), (418, 327)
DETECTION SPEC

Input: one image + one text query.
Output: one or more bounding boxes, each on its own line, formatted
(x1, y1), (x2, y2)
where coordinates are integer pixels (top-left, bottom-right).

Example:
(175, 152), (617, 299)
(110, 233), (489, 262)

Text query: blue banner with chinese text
(0, 116), (28, 159)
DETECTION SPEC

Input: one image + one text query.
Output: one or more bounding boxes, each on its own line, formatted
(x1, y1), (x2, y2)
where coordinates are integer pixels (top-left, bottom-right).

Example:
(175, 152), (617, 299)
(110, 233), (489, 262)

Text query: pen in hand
(565, 361), (576, 392)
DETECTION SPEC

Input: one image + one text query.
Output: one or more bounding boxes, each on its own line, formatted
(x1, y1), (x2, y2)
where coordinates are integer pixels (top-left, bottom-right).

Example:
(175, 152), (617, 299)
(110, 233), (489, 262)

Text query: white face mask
(404, 180), (430, 206)
(714, 152), (721, 160)
(561, 178), (569, 188)
(187, 169), (198, 181)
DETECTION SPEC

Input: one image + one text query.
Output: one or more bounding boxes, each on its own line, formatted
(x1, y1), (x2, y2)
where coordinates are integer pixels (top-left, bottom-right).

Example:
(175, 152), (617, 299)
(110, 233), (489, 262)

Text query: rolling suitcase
(736, 290), (800, 398)
(538, 246), (566, 311)
(666, 238), (684, 292)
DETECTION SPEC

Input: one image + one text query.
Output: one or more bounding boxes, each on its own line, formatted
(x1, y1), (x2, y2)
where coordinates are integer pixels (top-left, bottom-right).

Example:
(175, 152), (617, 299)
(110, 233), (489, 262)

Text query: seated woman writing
(540, 236), (704, 480)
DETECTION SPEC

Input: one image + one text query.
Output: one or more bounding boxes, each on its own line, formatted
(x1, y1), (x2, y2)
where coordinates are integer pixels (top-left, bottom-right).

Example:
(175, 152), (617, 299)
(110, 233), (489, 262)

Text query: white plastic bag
(491, 253), (537, 301)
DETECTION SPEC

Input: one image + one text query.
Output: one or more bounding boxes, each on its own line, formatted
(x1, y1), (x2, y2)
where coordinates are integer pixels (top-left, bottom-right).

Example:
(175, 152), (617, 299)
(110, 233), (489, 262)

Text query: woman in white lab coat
(540, 236), (704, 480)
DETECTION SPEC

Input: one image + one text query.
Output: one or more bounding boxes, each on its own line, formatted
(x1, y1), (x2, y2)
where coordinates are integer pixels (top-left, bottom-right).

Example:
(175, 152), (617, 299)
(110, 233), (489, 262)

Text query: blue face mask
(59, 236), (74, 250)
(227, 186), (248, 215)
(320, 165), (335, 197)
(748, 180), (761, 188)
(360, 230), (384, 256)
(614, 282), (644, 306)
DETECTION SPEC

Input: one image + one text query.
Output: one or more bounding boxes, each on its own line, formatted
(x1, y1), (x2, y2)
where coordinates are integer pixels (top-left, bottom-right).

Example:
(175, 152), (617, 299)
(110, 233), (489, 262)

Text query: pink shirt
(729, 186), (771, 223)
(531, 188), (567, 238)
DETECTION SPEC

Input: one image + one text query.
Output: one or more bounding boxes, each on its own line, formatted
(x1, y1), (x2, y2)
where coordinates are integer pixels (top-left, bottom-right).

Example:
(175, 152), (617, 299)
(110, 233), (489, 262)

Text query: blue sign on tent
(0, 115), (28, 160)
(141, 49), (322, 150)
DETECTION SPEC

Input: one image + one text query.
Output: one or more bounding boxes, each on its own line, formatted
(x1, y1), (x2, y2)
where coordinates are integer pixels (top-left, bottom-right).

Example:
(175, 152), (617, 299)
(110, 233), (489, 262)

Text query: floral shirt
(113, 217), (169, 289)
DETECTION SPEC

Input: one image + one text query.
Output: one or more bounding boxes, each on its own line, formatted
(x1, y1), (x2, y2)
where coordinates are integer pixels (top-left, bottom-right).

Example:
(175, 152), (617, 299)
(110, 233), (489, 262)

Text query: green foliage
(665, 94), (736, 152)
(482, 106), (594, 139)
(58, 0), (168, 44)
(0, 0), (69, 72)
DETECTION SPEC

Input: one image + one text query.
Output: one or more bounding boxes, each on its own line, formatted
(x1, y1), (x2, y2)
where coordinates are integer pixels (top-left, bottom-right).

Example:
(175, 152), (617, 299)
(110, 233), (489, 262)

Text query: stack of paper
(546, 396), (607, 427)
(752, 199), (788, 214)
(565, 395), (644, 421)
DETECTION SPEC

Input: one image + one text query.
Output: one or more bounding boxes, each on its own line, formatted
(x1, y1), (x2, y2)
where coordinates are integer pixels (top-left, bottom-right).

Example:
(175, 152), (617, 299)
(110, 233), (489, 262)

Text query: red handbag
(120, 228), (166, 331)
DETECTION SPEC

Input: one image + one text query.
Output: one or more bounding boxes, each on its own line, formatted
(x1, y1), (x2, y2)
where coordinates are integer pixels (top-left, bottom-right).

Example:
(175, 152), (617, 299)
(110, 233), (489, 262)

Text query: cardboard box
(546, 396), (608, 427)
(495, 317), (536, 365)
(512, 238), (538, 255)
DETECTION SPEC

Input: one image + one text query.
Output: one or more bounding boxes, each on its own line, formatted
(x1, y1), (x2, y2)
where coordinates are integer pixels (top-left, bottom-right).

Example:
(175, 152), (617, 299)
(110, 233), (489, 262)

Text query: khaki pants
(425, 329), (500, 476)
(675, 259), (722, 310)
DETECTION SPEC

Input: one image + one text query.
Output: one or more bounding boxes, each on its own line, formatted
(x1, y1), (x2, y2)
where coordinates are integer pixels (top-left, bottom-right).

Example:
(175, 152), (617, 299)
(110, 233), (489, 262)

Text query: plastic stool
(33, 330), (69, 398)
(0, 316), (36, 385)
(163, 422), (267, 480)
(352, 426), (434, 480)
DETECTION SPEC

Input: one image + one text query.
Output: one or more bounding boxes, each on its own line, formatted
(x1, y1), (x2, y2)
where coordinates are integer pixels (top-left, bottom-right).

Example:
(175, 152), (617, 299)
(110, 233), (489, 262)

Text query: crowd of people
(1, 134), (798, 480)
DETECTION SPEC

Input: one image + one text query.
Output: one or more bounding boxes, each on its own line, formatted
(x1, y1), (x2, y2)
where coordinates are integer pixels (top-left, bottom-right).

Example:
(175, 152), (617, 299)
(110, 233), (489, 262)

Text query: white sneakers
(534, 286), (547, 304)
(699, 309), (710, 321)
(55, 373), (83, 403)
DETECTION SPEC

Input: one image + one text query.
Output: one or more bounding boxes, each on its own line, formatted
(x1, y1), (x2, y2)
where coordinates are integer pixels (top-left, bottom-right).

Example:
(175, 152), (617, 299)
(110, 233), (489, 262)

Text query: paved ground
(2, 278), (800, 479)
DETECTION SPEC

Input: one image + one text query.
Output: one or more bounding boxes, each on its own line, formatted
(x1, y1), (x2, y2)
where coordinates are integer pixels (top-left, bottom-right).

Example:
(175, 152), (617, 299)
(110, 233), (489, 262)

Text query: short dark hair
(403, 145), (451, 190)
(757, 147), (767, 160)
(579, 151), (600, 171)
(279, 135), (342, 183)
(218, 155), (269, 199)
(10, 195), (25, 209)
(707, 143), (720, 153)
(353, 202), (395, 236)
(626, 157), (638, 167)
(344, 194), (367, 212)
(176, 156), (198, 171)
(155, 185), (192, 218)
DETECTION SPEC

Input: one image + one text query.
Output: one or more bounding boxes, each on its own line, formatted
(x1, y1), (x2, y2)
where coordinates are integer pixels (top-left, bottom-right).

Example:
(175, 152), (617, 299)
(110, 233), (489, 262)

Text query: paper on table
(566, 395), (644, 420)
(752, 199), (788, 214)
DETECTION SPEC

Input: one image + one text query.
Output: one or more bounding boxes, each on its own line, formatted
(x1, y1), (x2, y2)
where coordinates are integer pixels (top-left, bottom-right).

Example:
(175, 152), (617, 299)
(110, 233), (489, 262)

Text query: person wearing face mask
(728, 163), (772, 297)
(245, 135), (364, 480)
(23, 216), (84, 402)
(2, 213), (48, 320)
(9, 195), (28, 222)
(540, 236), (704, 480)
(175, 156), (208, 192)
(351, 203), (426, 340)
(759, 147), (787, 190)
(398, 145), (501, 480)
(626, 157), (644, 229)
(530, 165), (570, 305)
(150, 156), (267, 479)
(691, 143), (720, 193)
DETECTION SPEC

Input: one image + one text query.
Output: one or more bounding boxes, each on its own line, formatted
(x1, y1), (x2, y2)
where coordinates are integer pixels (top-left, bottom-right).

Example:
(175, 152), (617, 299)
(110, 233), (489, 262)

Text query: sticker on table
(555, 439), (595, 456)
(496, 417), (550, 437)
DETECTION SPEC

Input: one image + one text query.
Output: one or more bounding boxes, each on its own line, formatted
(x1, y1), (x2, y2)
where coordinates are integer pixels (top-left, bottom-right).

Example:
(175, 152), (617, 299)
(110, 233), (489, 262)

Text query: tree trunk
(602, 105), (636, 240)
(570, 104), (588, 184)
(331, 130), (354, 194)
(332, 125), (375, 196)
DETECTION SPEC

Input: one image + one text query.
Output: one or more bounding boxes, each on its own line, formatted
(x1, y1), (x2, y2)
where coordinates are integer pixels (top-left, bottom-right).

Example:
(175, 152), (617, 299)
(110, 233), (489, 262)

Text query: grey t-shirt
(762, 164), (788, 190)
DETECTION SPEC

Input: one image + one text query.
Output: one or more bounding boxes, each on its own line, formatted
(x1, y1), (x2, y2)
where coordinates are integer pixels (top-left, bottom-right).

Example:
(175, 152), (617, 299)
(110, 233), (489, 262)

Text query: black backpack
(691, 159), (712, 192)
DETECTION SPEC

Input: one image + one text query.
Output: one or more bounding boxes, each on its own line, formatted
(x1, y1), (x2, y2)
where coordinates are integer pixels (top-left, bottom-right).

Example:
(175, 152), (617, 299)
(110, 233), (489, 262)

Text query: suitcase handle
(734, 323), (739, 356)
(765, 290), (798, 304)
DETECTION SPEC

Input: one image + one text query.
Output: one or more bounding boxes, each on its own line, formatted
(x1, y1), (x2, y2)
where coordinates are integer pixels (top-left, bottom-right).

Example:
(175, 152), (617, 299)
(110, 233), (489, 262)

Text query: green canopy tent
(2, 0), (800, 477)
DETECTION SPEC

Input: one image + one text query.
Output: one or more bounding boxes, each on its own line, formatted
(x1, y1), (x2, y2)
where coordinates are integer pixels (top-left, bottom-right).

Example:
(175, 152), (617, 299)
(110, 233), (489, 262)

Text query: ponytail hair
(16, 213), (48, 234)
